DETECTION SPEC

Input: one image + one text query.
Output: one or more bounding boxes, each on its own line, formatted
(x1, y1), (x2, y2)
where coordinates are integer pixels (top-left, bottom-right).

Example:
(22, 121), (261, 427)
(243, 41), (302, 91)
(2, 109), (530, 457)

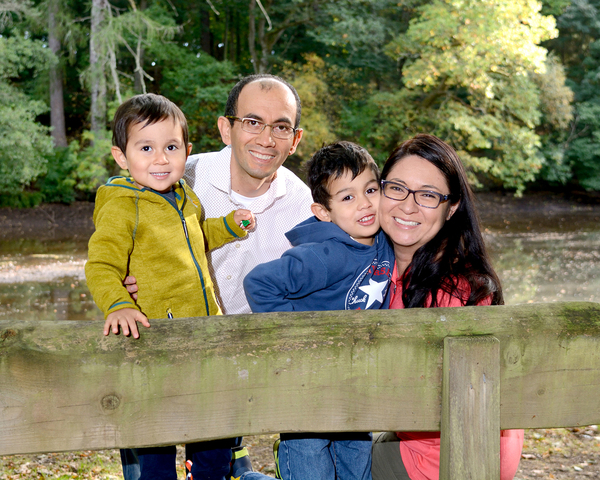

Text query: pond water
(0, 194), (599, 321)
(482, 197), (600, 305)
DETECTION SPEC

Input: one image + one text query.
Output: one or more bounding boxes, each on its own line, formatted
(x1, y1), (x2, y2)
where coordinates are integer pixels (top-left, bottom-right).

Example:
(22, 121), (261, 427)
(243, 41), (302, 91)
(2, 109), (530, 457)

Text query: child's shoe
(185, 459), (194, 480)
(230, 446), (253, 479)
(273, 439), (282, 479)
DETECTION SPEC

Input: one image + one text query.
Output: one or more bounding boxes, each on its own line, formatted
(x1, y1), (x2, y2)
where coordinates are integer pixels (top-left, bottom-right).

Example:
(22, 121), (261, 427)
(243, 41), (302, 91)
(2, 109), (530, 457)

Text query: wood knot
(101, 394), (121, 411)
(504, 344), (521, 365)
(1, 329), (17, 341)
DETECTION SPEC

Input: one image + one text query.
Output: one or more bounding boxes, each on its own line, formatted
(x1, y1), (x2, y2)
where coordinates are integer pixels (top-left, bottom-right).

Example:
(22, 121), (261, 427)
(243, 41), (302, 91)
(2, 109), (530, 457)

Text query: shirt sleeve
(201, 210), (247, 251)
(243, 247), (330, 313)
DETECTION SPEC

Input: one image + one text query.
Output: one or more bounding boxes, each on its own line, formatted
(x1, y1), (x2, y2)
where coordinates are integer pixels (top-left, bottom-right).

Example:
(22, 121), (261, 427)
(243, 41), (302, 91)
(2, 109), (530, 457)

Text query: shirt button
(235, 244), (241, 248)
(226, 275), (232, 280)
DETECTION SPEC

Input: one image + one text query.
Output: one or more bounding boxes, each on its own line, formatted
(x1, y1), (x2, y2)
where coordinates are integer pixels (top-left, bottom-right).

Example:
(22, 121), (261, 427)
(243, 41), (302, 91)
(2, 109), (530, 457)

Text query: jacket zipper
(155, 186), (211, 316)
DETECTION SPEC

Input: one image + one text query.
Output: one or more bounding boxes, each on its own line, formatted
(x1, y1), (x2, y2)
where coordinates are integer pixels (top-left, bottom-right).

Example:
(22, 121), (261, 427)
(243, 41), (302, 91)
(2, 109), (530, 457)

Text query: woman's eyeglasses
(381, 180), (451, 209)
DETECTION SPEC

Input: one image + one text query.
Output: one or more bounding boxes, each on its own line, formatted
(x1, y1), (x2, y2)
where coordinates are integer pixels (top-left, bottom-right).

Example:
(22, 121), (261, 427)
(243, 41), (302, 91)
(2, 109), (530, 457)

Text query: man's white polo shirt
(185, 146), (313, 315)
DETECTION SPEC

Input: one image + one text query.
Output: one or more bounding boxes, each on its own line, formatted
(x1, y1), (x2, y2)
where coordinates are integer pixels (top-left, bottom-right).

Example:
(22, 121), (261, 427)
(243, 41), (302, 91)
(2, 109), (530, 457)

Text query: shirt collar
(389, 261), (405, 309)
(206, 145), (234, 194)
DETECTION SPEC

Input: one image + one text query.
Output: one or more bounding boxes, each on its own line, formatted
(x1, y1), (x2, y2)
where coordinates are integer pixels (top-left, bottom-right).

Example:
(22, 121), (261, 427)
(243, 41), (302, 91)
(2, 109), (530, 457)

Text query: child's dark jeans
(120, 437), (241, 480)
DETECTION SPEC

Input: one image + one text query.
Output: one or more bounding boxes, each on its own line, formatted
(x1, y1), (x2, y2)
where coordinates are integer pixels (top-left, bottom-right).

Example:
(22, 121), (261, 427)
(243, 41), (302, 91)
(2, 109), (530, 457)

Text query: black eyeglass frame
(380, 180), (453, 209)
(225, 116), (297, 139)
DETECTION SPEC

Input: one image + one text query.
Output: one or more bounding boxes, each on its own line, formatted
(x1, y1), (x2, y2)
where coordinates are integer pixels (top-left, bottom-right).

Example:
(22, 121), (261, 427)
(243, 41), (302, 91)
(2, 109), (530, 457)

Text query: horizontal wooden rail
(1, 302), (599, 462)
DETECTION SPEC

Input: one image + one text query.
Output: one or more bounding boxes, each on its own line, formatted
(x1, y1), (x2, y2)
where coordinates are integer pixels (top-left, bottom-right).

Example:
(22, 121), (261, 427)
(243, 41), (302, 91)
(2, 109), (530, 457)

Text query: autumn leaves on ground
(2, 429), (600, 479)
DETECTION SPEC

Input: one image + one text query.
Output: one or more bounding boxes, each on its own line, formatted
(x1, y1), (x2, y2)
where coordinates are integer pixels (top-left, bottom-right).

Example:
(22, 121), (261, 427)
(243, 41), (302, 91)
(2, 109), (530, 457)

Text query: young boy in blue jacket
(242, 141), (394, 480)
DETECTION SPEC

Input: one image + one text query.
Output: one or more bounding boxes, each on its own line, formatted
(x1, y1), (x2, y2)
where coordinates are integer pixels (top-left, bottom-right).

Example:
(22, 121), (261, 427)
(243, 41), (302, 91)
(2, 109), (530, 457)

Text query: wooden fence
(1, 301), (600, 479)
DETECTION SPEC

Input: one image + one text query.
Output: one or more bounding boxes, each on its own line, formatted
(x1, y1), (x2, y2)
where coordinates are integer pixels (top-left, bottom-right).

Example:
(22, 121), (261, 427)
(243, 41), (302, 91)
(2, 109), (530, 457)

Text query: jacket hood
(285, 216), (375, 249)
(93, 177), (194, 224)
(101, 176), (188, 202)
(104, 176), (186, 193)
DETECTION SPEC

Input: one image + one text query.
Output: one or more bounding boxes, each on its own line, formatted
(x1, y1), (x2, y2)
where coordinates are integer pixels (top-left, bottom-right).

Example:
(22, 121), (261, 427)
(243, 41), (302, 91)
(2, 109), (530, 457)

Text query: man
(184, 74), (314, 315)
(123, 74), (313, 479)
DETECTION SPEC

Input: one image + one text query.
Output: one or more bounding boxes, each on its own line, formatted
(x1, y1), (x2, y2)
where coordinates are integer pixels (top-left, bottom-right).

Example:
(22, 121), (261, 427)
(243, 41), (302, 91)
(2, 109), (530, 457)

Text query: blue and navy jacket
(243, 216), (394, 312)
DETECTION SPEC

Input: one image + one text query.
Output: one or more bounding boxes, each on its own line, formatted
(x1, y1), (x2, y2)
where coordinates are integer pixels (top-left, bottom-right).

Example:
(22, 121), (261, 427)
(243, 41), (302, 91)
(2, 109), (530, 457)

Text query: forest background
(0, 0), (598, 207)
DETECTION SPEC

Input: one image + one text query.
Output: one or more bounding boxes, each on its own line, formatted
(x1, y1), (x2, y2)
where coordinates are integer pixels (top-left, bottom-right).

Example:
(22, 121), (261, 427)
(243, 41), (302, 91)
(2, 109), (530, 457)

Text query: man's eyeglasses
(226, 116), (297, 140)
(381, 180), (452, 209)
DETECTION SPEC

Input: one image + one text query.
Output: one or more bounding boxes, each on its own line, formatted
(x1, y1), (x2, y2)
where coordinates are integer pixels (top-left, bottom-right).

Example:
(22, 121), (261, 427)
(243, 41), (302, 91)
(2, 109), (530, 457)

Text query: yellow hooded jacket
(85, 176), (246, 320)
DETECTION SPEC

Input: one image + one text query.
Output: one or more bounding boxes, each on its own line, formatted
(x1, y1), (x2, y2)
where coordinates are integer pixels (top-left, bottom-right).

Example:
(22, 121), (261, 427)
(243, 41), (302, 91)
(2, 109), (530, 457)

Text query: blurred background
(0, 0), (599, 206)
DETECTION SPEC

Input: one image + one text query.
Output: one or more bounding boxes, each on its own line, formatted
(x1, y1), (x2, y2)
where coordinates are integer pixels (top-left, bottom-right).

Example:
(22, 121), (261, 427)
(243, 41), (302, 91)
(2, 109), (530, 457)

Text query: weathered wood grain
(440, 336), (500, 480)
(0, 301), (599, 456)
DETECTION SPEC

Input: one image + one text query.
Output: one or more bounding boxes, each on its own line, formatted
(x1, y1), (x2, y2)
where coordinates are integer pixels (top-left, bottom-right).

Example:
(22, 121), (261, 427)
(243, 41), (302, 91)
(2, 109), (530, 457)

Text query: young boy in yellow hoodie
(85, 93), (255, 480)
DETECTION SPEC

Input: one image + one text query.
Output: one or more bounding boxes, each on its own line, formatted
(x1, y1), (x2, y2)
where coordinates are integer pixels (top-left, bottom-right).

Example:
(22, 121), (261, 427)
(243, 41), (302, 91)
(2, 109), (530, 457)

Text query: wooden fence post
(440, 335), (500, 480)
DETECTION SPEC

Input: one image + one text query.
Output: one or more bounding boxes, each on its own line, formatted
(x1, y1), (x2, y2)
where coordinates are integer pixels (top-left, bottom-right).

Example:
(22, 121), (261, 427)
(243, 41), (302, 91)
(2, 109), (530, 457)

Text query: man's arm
(123, 276), (138, 300)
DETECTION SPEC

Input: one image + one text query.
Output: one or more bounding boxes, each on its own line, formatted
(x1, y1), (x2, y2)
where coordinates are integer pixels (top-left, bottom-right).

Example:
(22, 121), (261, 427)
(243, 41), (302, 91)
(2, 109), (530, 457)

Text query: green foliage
(566, 101), (600, 190)
(31, 130), (114, 203)
(0, 20), (56, 195)
(0, 82), (53, 194)
(1, 0), (594, 201)
(539, 142), (572, 185)
(534, 55), (574, 186)
(36, 147), (77, 204)
(159, 48), (239, 153)
(534, 55), (574, 131)
(548, 1), (600, 190)
(0, 191), (43, 208)
(279, 54), (338, 162)
(0, 34), (55, 195)
(368, 0), (559, 194)
(304, 0), (401, 75)
(541, 0), (572, 16)
(68, 130), (114, 197)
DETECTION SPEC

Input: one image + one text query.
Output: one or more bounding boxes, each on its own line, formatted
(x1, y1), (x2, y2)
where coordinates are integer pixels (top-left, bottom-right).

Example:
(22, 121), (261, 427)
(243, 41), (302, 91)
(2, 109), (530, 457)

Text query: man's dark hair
(112, 93), (188, 153)
(306, 141), (379, 210)
(224, 74), (302, 128)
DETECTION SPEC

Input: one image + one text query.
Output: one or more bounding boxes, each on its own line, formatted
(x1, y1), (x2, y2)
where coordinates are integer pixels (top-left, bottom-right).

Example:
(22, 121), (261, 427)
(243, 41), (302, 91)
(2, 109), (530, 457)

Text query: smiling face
(312, 168), (380, 246)
(379, 154), (459, 269)
(218, 80), (303, 196)
(111, 118), (192, 193)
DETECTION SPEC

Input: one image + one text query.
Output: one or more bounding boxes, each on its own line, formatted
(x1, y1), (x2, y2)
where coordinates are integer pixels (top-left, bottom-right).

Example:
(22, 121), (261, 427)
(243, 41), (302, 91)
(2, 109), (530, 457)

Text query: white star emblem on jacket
(358, 278), (389, 309)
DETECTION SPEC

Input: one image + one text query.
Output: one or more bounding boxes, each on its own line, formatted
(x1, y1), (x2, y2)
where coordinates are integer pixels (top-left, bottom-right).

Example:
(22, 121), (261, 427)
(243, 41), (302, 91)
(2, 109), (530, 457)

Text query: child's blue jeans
(120, 437), (241, 480)
(276, 432), (372, 480)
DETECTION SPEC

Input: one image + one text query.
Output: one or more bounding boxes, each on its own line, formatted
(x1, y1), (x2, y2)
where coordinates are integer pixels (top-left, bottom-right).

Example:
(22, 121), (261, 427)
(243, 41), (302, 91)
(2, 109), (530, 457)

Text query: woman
(371, 133), (523, 480)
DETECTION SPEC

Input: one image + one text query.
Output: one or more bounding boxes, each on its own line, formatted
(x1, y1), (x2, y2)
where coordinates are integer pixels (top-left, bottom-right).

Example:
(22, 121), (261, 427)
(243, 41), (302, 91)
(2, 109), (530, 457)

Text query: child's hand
(234, 209), (255, 230)
(103, 308), (150, 339)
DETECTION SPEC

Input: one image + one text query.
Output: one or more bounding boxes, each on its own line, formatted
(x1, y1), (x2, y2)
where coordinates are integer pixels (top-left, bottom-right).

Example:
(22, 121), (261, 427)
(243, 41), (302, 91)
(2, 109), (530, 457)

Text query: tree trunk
(90, 0), (107, 133)
(48, 0), (67, 147)
(133, 0), (147, 93)
(257, 13), (269, 73)
(248, 0), (258, 73)
(200, 7), (212, 55)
